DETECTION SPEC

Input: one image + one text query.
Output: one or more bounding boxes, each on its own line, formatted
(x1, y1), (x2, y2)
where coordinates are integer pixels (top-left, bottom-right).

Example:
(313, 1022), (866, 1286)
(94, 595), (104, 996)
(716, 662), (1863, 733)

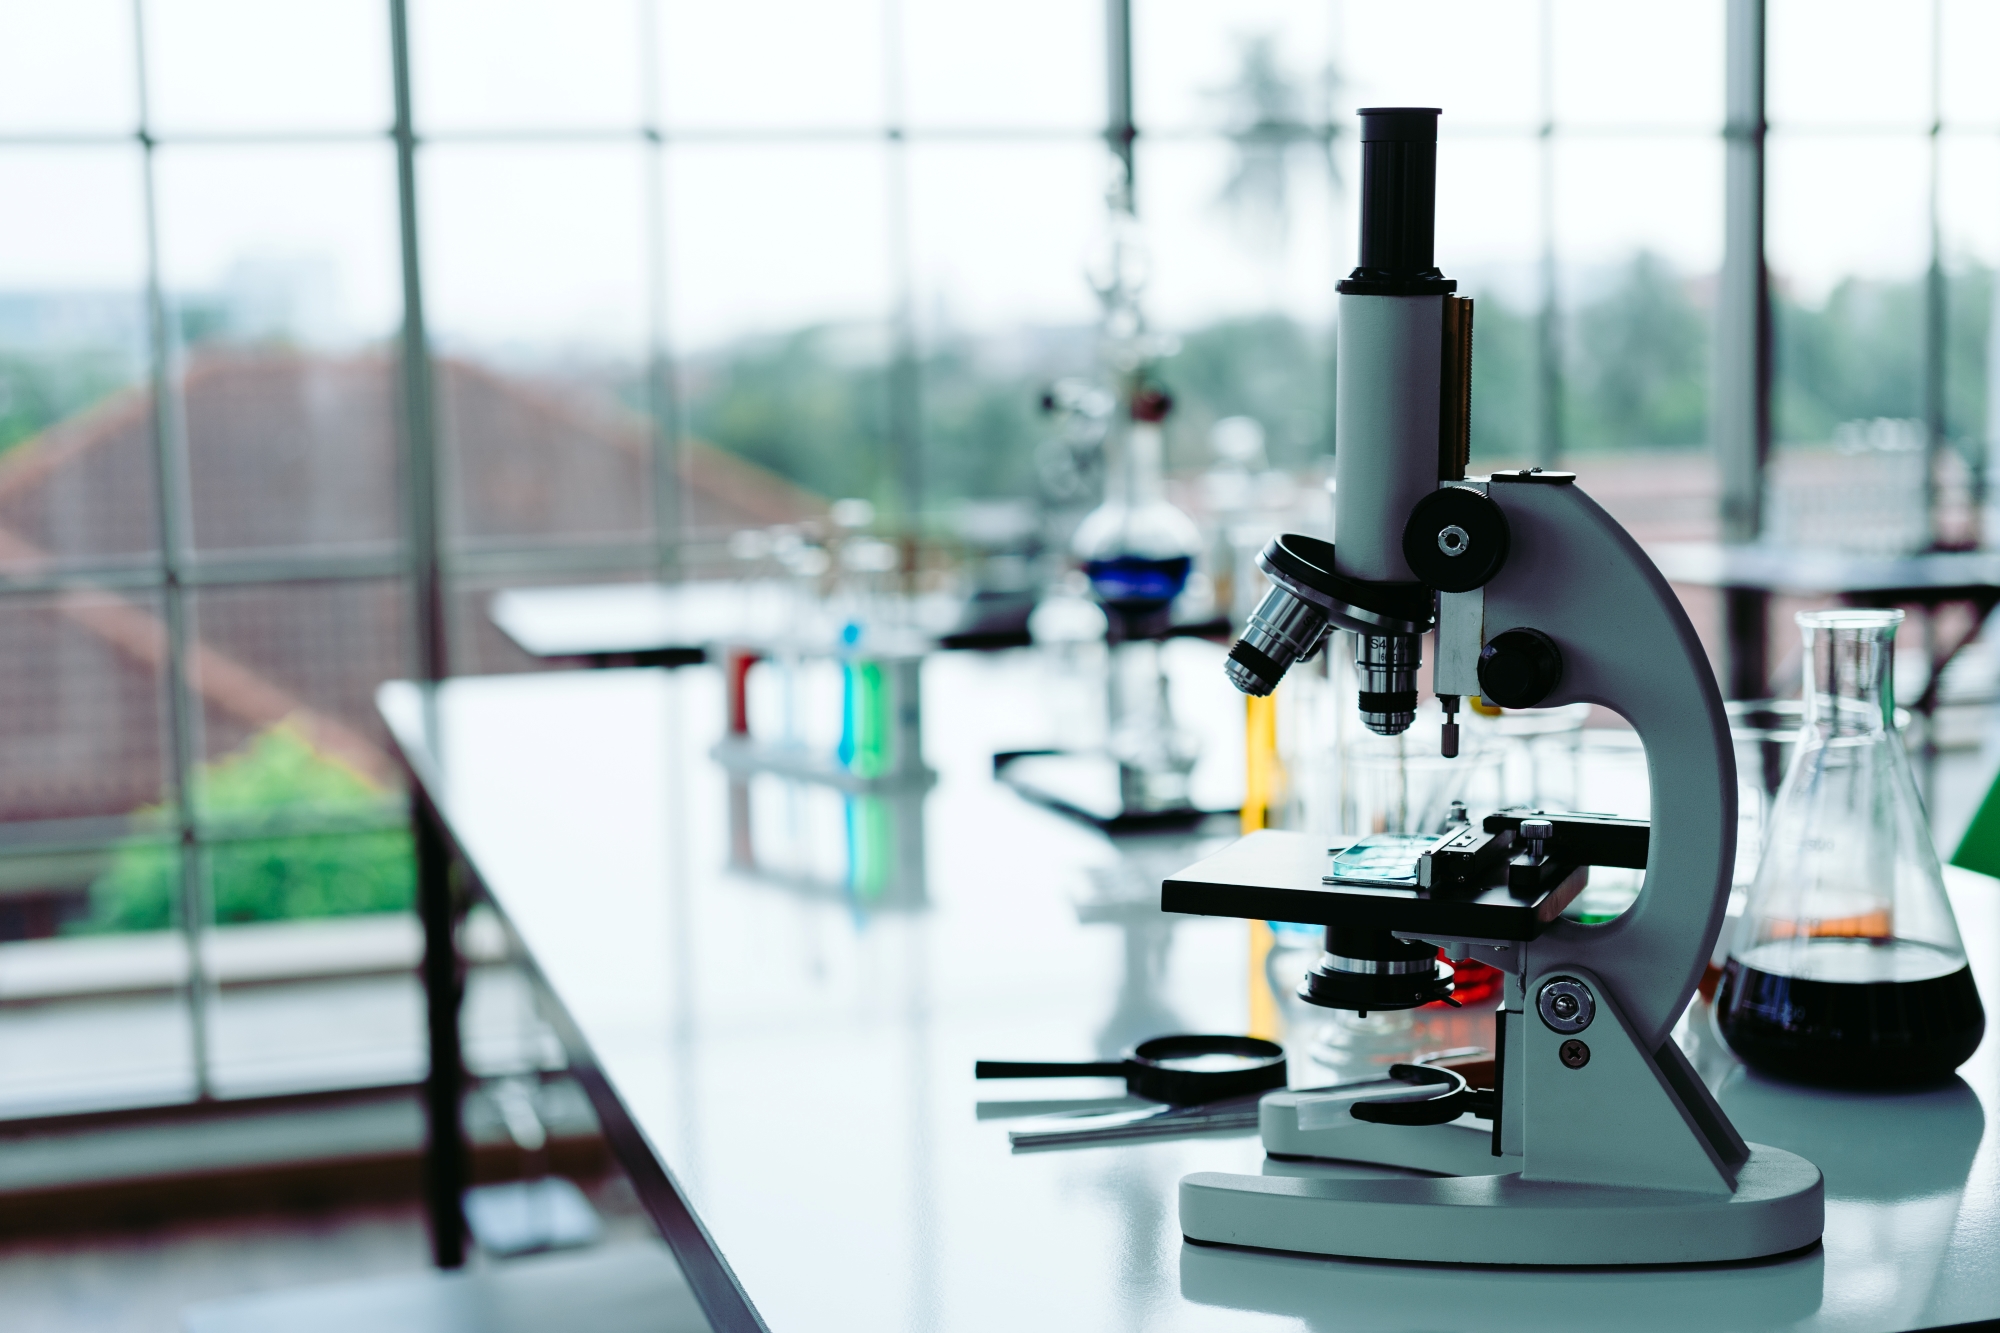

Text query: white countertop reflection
(381, 650), (2000, 1333)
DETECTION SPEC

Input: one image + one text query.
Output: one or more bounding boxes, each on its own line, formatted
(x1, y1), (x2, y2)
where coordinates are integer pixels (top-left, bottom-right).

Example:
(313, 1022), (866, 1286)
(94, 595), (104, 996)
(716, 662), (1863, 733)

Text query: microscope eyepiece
(1342, 107), (1453, 297)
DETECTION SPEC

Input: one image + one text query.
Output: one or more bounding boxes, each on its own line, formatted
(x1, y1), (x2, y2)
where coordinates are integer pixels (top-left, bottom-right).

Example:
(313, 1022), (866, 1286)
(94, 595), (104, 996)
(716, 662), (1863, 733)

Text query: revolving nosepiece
(1225, 584), (1329, 697)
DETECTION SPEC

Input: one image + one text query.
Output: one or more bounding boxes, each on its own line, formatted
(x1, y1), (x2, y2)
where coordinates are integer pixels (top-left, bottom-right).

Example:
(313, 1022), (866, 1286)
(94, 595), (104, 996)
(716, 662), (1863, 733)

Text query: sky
(0, 0), (1996, 358)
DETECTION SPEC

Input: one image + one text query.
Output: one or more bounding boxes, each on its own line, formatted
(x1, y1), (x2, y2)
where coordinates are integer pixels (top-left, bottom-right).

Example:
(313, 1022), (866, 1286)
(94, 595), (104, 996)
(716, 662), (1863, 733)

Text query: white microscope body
(1162, 107), (1824, 1266)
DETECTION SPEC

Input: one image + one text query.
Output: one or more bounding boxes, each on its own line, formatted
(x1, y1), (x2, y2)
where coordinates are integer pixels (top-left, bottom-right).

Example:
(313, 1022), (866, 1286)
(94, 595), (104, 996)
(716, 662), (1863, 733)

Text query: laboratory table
(1648, 541), (2000, 714)
(381, 653), (2000, 1333)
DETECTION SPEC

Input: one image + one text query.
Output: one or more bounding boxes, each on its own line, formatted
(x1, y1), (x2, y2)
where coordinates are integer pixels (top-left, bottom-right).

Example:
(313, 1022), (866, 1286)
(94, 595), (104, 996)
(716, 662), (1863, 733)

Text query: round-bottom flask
(1716, 609), (1984, 1087)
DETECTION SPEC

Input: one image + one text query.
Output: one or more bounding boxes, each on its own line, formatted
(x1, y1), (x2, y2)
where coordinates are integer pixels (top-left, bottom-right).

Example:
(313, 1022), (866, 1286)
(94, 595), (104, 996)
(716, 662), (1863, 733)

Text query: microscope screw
(1559, 1040), (1590, 1069)
(1536, 976), (1595, 1034)
(1520, 818), (1552, 862)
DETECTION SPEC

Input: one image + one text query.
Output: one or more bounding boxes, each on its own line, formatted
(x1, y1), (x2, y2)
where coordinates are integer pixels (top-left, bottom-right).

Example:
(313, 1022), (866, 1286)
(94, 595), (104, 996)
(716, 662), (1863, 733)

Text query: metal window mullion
(1535, 0), (1563, 468)
(390, 0), (446, 686)
(131, 0), (213, 1103)
(1106, 0), (1135, 204)
(641, 0), (681, 585)
(1923, 0), (1949, 546)
(884, 0), (922, 556)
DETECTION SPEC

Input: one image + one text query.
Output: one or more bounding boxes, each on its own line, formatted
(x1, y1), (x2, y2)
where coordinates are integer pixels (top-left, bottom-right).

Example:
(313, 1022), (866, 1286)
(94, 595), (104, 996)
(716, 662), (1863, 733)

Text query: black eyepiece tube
(1342, 107), (1451, 296)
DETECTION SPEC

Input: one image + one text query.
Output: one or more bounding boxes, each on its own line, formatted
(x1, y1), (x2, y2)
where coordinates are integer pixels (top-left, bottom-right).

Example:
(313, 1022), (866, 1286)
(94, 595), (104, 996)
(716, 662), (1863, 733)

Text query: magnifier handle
(975, 1060), (1128, 1080)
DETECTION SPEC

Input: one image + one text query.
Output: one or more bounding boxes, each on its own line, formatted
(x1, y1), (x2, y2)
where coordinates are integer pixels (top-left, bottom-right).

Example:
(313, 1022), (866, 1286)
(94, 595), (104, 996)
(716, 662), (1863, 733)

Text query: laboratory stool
(181, 1239), (711, 1333)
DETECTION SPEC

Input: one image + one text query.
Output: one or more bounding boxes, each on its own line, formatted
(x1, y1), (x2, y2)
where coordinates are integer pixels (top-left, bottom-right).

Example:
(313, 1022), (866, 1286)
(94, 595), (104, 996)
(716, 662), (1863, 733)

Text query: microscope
(1161, 108), (1824, 1265)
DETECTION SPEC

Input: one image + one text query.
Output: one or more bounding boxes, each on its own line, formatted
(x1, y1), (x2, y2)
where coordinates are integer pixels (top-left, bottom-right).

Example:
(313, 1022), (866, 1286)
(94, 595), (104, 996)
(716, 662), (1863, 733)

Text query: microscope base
(1260, 1090), (1500, 1176)
(1180, 1143), (1822, 1265)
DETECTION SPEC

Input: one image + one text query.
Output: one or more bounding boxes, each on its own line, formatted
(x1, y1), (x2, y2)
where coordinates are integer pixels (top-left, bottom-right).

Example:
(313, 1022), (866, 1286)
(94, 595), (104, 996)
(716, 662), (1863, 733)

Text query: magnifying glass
(975, 1034), (1287, 1106)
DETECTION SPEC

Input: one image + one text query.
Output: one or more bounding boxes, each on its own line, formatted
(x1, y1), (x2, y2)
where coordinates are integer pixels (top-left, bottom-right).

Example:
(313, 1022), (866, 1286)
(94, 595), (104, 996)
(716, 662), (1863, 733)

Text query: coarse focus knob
(1477, 627), (1563, 709)
(1402, 486), (1509, 592)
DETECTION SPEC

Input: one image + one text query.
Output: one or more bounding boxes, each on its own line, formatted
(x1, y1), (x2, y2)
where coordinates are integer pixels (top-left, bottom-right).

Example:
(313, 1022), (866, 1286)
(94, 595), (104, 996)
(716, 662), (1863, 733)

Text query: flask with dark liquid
(1716, 609), (1984, 1087)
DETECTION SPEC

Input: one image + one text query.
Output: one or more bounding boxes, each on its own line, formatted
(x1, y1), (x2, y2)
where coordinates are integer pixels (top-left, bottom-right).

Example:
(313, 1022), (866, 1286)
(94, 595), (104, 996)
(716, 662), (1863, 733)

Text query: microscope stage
(1161, 829), (1583, 940)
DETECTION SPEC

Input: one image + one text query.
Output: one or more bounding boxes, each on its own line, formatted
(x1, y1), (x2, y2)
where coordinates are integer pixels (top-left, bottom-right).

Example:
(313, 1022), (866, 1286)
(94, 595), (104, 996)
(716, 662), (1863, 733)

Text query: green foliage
(1775, 265), (1991, 450)
(680, 255), (1996, 500)
(1466, 297), (1537, 462)
(1161, 315), (1331, 470)
(684, 327), (891, 505)
(81, 725), (412, 933)
(920, 342), (1043, 500)
(1565, 252), (1710, 450)
(0, 351), (132, 454)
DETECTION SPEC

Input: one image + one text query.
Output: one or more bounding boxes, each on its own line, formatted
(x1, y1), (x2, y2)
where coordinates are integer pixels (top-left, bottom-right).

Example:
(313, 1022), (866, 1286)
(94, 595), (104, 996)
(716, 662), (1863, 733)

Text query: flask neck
(1803, 623), (1896, 738)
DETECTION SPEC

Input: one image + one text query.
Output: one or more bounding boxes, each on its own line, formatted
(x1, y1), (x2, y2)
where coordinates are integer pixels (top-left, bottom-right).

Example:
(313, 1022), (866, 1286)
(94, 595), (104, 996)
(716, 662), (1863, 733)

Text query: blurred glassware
(1717, 609), (1985, 1087)
(1338, 729), (1504, 839)
(1463, 700), (1591, 811)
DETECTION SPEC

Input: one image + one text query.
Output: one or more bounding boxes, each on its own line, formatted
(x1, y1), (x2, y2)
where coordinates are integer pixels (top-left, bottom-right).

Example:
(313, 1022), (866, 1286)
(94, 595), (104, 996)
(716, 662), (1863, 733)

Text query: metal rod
(413, 789), (468, 1269)
(1534, 0), (1562, 468)
(884, 0), (922, 561)
(640, 0), (681, 585)
(131, 0), (213, 1104)
(1923, 0), (1948, 548)
(1106, 0), (1135, 206)
(391, 0), (447, 687)
(1718, 0), (1772, 698)
(389, 0), (463, 1270)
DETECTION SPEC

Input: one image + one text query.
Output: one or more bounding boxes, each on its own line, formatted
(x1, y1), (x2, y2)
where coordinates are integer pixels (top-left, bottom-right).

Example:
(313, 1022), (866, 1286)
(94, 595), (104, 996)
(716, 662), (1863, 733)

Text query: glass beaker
(1716, 609), (1985, 1088)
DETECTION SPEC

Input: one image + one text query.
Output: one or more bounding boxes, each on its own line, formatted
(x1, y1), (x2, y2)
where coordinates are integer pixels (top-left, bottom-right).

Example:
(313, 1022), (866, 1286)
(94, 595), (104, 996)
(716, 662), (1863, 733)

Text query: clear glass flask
(1716, 609), (1985, 1087)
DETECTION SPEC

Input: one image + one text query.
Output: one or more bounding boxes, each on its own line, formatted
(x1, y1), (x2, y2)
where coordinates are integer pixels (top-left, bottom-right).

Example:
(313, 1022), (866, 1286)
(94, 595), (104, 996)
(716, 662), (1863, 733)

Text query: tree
(1565, 251), (1709, 450)
(81, 724), (412, 933)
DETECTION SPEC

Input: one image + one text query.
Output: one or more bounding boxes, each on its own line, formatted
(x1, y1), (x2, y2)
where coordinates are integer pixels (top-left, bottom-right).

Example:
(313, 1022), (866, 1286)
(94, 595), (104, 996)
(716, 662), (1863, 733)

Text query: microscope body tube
(1332, 293), (1445, 586)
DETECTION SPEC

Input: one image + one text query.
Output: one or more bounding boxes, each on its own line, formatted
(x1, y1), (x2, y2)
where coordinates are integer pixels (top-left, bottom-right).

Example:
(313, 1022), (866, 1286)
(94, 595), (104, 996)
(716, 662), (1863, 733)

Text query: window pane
(0, 0), (138, 134)
(1550, 0), (1722, 131)
(669, 143), (892, 509)
(1136, 0), (1342, 134)
(1554, 138), (1718, 454)
(414, 0), (642, 132)
(1341, 1), (1539, 131)
(0, 148), (156, 575)
(910, 142), (1104, 337)
(901, 0), (1100, 130)
(143, 0), (391, 135)
(1552, 136), (1722, 274)
(152, 144), (403, 560)
(911, 142), (1104, 502)
(188, 579), (409, 821)
(1939, 135), (1996, 488)
(659, 0), (884, 131)
(1940, 0), (2000, 128)
(668, 143), (891, 344)
(1768, 0), (1932, 130)
(424, 143), (653, 549)
(1769, 137), (1929, 445)
(1137, 137), (1337, 472)
(0, 589), (170, 829)
(1434, 136), (1541, 466)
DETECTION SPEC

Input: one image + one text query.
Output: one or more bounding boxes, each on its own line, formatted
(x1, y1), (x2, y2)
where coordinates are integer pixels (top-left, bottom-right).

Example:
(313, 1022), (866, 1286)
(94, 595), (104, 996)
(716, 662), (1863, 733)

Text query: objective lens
(1355, 633), (1422, 735)
(1225, 585), (1329, 697)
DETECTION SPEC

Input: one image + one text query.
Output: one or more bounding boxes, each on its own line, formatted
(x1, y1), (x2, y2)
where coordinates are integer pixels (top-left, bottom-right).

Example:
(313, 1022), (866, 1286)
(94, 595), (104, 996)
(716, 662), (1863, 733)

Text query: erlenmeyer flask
(1716, 609), (1984, 1087)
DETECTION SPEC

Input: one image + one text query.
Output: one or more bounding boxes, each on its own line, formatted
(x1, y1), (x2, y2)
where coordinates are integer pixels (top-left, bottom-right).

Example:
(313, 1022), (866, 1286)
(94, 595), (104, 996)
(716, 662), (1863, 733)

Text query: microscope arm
(1458, 475), (1737, 1051)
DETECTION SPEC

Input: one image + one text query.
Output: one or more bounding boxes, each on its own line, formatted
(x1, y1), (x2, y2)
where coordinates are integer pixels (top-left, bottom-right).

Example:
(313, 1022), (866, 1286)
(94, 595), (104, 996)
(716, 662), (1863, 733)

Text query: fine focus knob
(1477, 627), (1563, 708)
(1402, 486), (1509, 593)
